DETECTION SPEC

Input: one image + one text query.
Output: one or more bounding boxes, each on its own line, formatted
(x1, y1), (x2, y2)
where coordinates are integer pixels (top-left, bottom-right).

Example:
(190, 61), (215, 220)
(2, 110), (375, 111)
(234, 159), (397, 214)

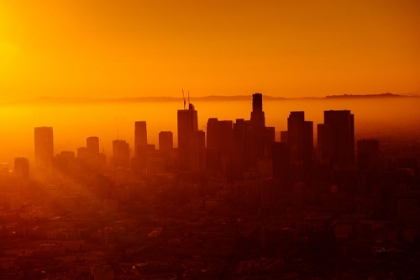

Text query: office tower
(207, 118), (219, 149)
(318, 110), (354, 166)
(287, 112), (313, 169)
(206, 118), (220, 170)
(87, 136), (100, 155)
(206, 118), (234, 170)
(265, 126), (276, 158)
(112, 140), (130, 168)
(134, 121), (147, 158)
(177, 103), (198, 171)
(14, 157), (30, 179)
(357, 139), (379, 170)
(189, 130), (206, 172)
(218, 120), (234, 156)
(232, 119), (251, 175)
(280, 131), (288, 144)
(159, 131), (173, 152)
(249, 93), (266, 167)
(272, 142), (290, 181)
(34, 127), (54, 167)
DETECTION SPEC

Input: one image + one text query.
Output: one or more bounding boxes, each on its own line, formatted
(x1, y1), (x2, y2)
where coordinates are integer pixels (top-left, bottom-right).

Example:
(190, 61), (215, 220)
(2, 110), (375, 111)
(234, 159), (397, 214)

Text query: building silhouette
(232, 119), (251, 178)
(280, 131), (288, 144)
(158, 131), (173, 171)
(265, 126), (276, 159)
(189, 130), (206, 173)
(272, 142), (290, 180)
(177, 103), (198, 172)
(34, 126), (54, 168)
(159, 131), (173, 152)
(318, 110), (354, 166)
(112, 140), (130, 168)
(249, 93), (266, 167)
(86, 136), (100, 155)
(287, 111), (313, 177)
(206, 118), (234, 170)
(135, 121), (147, 145)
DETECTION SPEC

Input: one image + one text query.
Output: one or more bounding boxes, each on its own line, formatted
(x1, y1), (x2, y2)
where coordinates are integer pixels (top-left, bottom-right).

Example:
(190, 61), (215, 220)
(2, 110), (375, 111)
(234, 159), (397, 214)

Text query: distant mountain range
(2, 93), (418, 105)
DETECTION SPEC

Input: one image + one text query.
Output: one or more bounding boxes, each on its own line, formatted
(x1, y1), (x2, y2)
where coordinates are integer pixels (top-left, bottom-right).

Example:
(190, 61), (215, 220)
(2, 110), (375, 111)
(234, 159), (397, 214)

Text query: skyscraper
(134, 121), (147, 158)
(249, 93), (266, 167)
(232, 119), (251, 176)
(177, 103), (198, 171)
(86, 136), (100, 155)
(189, 130), (206, 173)
(112, 140), (130, 168)
(318, 110), (354, 166)
(159, 131), (174, 172)
(34, 127), (54, 167)
(287, 112), (313, 169)
(206, 118), (234, 170)
(159, 131), (173, 152)
(272, 142), (290, 181)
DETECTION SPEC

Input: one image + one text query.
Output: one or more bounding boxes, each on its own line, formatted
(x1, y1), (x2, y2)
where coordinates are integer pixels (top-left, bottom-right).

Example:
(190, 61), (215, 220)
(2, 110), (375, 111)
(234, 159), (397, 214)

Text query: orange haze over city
(2, 2), (420, 279)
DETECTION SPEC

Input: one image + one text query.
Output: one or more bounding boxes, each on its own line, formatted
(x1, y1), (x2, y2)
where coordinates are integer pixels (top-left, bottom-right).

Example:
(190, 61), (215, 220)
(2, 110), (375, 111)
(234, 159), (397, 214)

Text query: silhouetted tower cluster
(28, 93), (361, 183)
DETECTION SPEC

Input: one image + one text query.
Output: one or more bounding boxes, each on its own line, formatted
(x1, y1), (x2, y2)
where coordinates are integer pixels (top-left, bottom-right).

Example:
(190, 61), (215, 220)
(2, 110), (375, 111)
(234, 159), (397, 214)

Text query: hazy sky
(1, 0), (419, 101)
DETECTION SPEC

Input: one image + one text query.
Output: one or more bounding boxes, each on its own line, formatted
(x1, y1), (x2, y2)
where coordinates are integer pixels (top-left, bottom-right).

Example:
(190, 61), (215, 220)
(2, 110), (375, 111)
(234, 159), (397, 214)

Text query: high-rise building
(158, 131), (173, 171)
(265, 126), (276, 159)
(249, 93), (266, 167)
(318, 110), (354, 166)
(206, 118), (234, 170)
(34, 127), (54, 167)
(134, 121), (147, 158)
(357, 139), (379, 170)
(287, 112), (313, 171)
(272, 142), (290, 181)
(189, 130), (206, 173)
(177, 103), (198, 171)
(206, 118), (219, 149)
(232, 119), (251, 176)
(86, 136), (100, 155)
(280, 131), (288, 144)
(159, 131), (173, 152)
(112, 140), (130, 168)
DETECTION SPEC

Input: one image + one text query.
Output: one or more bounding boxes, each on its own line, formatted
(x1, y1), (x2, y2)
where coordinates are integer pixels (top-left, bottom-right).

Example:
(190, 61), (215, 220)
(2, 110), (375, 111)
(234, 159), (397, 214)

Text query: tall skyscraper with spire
(177, 103), (198, 171)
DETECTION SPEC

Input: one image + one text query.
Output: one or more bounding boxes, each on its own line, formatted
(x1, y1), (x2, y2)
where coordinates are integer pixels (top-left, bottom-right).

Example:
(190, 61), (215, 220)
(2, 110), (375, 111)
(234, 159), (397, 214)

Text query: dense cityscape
(1, 93), (420, 279)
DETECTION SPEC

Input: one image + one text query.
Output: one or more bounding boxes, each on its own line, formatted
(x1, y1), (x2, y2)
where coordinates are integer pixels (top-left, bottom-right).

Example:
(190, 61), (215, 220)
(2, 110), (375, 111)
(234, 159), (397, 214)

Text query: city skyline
(2, 1), (420, 278)
(23, 94), (355, 175)
(1, 1), (419, 102)
(1, 93), (420, 165)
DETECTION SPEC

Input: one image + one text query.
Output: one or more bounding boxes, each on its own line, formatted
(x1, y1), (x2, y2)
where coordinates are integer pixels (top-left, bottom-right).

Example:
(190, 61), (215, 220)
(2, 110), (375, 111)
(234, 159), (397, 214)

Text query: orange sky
(1, 0), (419, 101)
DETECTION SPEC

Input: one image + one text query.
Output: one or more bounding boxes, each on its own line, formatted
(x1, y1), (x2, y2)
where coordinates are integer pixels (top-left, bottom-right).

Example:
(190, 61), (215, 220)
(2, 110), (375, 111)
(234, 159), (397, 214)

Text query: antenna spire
(188, 90), (190, 107)
(182, 89), (186, 109)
